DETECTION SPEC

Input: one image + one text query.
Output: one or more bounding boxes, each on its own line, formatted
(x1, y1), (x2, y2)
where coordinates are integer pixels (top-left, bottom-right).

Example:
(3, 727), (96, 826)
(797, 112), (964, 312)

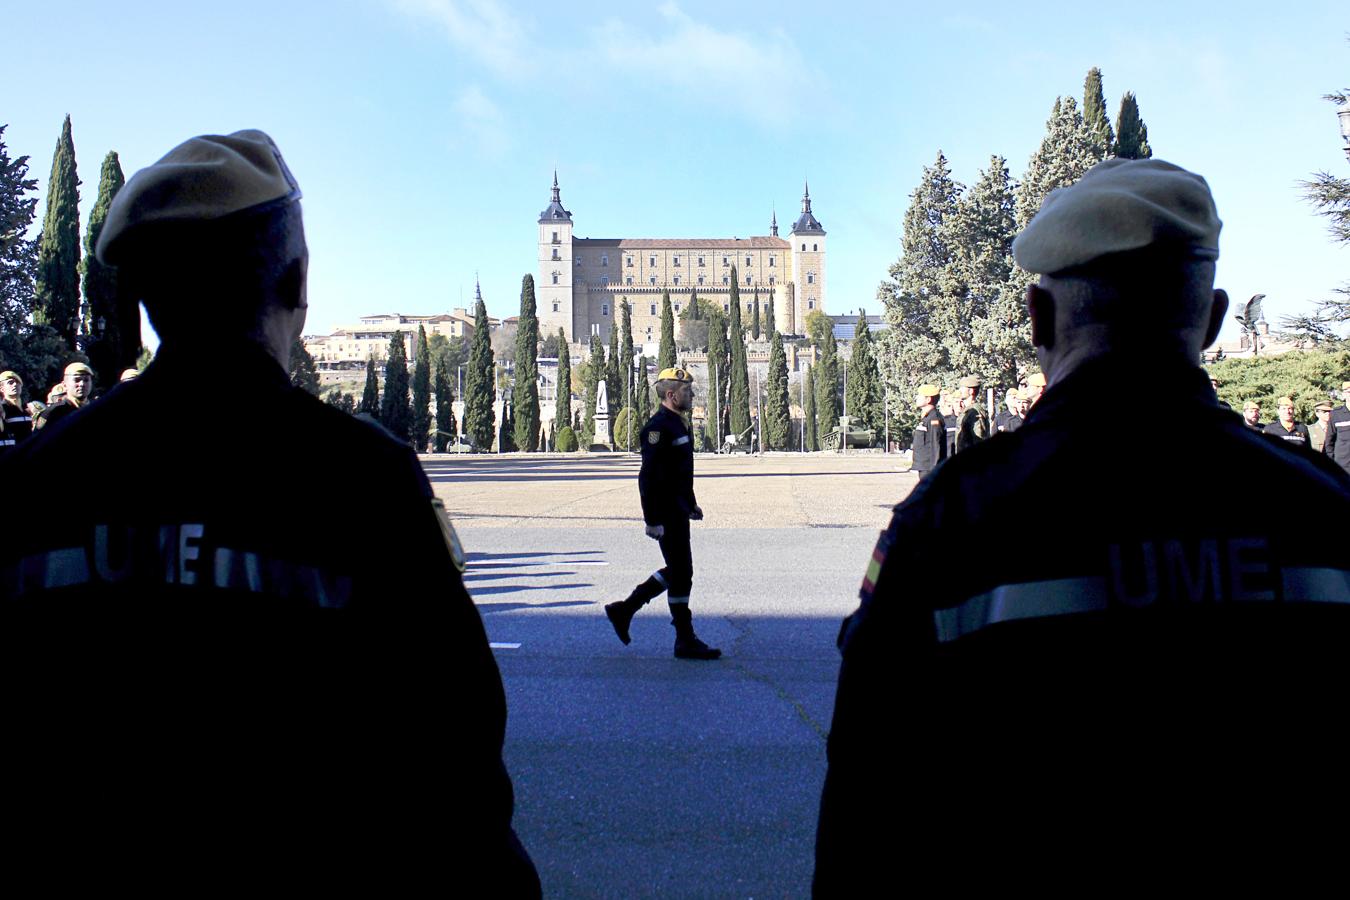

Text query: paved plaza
(427, 452), (915, 898)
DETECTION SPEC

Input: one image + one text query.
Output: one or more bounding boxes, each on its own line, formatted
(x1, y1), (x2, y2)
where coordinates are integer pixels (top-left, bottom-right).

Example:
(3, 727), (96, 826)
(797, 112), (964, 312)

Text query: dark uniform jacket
(814, 359), (1350, 895)
(638, 405), (697, 527)
(1326, 405), (1350, 474)
(33, 396), (85, 430)
(910, 408), (947, 475)
(0, 400), (32, 449)
(0, 342), (539, 896)
(955, 403), (989, 452)
(943, 413), (957, 457)
(1263, 419), (1311, 449)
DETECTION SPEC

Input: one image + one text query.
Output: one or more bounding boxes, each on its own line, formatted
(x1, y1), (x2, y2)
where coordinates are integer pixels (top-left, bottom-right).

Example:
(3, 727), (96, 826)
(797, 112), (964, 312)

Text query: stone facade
(537, 174), (827, 345)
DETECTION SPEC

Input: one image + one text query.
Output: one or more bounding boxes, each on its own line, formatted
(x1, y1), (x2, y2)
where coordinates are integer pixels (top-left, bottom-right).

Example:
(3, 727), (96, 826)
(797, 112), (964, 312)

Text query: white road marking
(489, 642), (522, 650)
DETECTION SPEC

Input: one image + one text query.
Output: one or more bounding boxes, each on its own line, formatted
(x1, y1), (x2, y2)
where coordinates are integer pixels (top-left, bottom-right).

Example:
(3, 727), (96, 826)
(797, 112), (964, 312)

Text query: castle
(537, 174), (827, 346)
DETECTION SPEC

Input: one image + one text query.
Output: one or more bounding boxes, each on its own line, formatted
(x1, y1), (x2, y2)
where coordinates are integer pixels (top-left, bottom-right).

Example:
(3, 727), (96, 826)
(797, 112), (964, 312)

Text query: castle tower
(538, 171), (574, 343)
(789, 180), (826, 331)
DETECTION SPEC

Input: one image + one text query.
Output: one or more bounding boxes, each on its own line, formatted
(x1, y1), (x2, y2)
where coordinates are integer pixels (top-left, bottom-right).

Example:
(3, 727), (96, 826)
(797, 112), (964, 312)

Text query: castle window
(769, 256), (775, 267)
(552, 231), (558, 242)
(769, 276), (775, 285)
(552, 273), (559, 285)
(722, 256), (729, 266)
(801, 243), (806, 251)
(626, 276), (633, 285)
(646, 326), (653, 337)
(698, 256), (705, 267)
(697, 275), (704, 286)
(807, 272), (815, 284)
(808, 299), (815, 309)
(747, 303), (753, 312)
(576, 257), (582, 267)
(627, 256), (633, 267)
(723, 303), (729, 313)
(552, 249), (559, 260)
(650, 255), (657, 266)
(746, 255), (752, 266)
(601, 254), (608, 267)
(602, 304), (609, 316)
(745, 275), (752, 285)
(674, 256), (681, 266)
(651, 304), (657, 315)
(673, 276), (680, 286)
(601, 275), (609, 286)
(674, 303), (681, 312)
(650, 277), (657, 286)
(813, 244), (818, 251)
(722, 275), (729, 285)
(552, 302), (559, 312)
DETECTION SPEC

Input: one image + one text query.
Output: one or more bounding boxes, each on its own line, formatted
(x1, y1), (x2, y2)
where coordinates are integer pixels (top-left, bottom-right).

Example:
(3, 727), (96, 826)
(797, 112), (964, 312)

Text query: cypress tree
(706, 311), (727, 447)
(411, 325), (432, 451)
(35, 115), (82, 350)
(765, 289), (776, 341)
(513, 274), (541, 451)
(0, 125), (63, 391)
(289, 337), (321, 394)
(658, 289), (676, 369)
(804, 363), (818, 451)
(619, 299), (635, 427)
(728, 266), (751, 437)
(815, 329), (840, 443)
(751, 288), (761, 340)
(846, 311), (883, 432)
(582, 331), (604, 440)
(381, 330), (412, 440)
(1114, 92), (1153, 160)
(606, 317), (622, 423)
(464, 298), (496, 451)
(554, 328), (571, 446)
(1082, 67), (1114, 160)
(764, 330), (790, 449)
(434, 358), (455, 451)
(360, 356), (379, 414)
(82, 151), (132, 387)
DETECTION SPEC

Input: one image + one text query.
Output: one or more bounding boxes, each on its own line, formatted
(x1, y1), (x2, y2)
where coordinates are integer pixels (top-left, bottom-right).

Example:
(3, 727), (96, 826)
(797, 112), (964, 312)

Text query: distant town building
(537, 173), (828, 345)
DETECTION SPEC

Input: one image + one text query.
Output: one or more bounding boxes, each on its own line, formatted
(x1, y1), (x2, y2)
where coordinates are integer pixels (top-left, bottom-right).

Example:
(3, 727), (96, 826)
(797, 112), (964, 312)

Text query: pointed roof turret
(475, 273), (483, 303)
(539, 170), (573, 224)
(771, 206), (778, 237)
(792, 179), (825, 236)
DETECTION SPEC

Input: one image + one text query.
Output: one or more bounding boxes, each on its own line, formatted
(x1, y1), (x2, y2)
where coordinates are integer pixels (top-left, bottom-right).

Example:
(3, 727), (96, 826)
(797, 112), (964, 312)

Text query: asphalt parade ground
(424, 452), (914, 898)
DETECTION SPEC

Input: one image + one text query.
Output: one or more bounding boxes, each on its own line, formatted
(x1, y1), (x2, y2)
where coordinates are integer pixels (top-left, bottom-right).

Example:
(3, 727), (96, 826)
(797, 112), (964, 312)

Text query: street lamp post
(1338, 107), (1350, 163)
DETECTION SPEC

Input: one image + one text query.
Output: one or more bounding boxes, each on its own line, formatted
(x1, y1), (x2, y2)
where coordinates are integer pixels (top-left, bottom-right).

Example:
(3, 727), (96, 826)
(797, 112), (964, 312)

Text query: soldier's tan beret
(119, 368), (140, 382)
(1016, 387), (1035, 401)
(1276, 396), (1294, 408)
(64, 362), (93, 377)
(1342, 381), (1350, 391)
(1315, 400), (1335, 411)
(96, 130), (302, 265)
(915, 383), (940, 397)
(0, 370), (20, 384)
(656, 367), (693, 384)
(958, 375), (982, 389)
(1026, 372), (1047, 387)
(1243, 399), (1260, 411)
(1013, 158), (1221, 275)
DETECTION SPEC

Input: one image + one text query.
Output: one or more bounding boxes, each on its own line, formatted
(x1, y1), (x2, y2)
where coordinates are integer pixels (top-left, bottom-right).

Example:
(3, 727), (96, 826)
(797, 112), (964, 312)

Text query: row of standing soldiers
(0, 364), (139, 451)
(910, 373), (1047, 477)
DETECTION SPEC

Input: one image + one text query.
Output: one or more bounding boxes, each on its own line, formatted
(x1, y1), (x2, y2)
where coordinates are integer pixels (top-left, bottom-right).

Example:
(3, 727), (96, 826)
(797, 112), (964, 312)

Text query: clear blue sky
(6, 1), (1347, 344)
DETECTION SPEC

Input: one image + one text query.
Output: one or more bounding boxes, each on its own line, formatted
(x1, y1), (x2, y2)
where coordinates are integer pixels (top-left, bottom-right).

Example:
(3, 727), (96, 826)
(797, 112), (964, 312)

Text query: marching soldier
(605, 366), (720, 660)
(1263, 397), (1310, 450)
(910, 384), (946, 479)
(955, 375), (989, 453)
(1310, 399), (1334, 453)
(1325, 381), (1350, 475)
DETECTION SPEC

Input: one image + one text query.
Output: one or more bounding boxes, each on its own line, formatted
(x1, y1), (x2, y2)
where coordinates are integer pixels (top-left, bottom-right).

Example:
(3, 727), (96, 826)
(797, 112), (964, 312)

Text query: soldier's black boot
(605, 575), (664, 645)
(670, 604), (721, 660)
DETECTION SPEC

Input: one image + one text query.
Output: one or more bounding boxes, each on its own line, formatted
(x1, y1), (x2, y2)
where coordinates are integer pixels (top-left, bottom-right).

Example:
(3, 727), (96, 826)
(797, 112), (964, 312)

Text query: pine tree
(411, 325), (432, 451)
(815, 329), (840, 443)
(464, 299), (496, 451)
(1017, 97), (1100, 228)
(1114, 92), (1153, 160)
(764, 330), (791, 449)
(360, 356), (379, 414)
(846, 311), (882, 432)
(434, 357), (456, 451)
(1299, 65), (1350, 332)
(804, 363), (818, 451)
(765, 289), (776, 342)
(727, 266), (751, 437)
(658, 289), (676, 369)
(1082, 67), (1115, 160)
(82, 151), (132, 387)
(381, 330), (412, 440)
(751, 288), (761, 340)
(35, 115), (81, 350)
(960, 156), (1028, 388)
(513, 274), (541, 451)
(289, 337), (321, 394)
(554, 328), (571, 445)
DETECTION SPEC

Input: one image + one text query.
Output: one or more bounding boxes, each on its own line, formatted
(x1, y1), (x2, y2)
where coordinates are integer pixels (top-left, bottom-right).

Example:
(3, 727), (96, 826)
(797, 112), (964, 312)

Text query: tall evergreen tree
(803, 363), (818, 451)
(411, 325), (432, 451)
(360, 355), (379, 415)
(960, 156), (1028, 388)
(815, 329), (840, 443)
(727, 266), (751, 437)
(464, 297), (496, 451)
(846, 311), (882, 432)
(1082, 67), (1115, 160)
(381, 330), (412, 440)
(1016, 97), (1100, 228)
(35, 115), (81, 350)
(1114, 92), (1153, 160)
(764, 330), (791, 449)
(82, 151), (132, 387)
(605, 318), (622, 424)
(582, 331), (604, 440)
(706, 309), (727, 447)
(289, 337), (321, 394)
(1297, 64), (1350, 333)
(765, 289), (776, 341)
(434, 357), (455, 451)
(658, 289), (676, 369)
(751, 288), (761, 340)
(554, 328), (571, 446)
(619, 300), (636, 422)
(513, 274), (541, 451)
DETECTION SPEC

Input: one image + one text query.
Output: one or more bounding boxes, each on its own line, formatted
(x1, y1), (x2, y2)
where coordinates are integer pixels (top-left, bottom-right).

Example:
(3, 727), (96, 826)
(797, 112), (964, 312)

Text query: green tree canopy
(815, 328), (840, 443)
(1083, 67), (1115, 159)
(658, 290), (676, 369)
(554, 328), (571, 445)
(434, 356), (456, 451)
(82, 151), (133, 387)
(289, 337), (320, 394)
(380, 330), (412, 440)
(764, 330), (791, 449)
(804, 363), (818, 451)
(360, 356), (379, 415)
(514, 274), (541, 451)
(464, 298), (496, 450)
(35, 115), (81, 350)
(846, 311), (882, 432)
(1114, 91), (1153, 160)
(727, 266), (751, 436)
(411, 325), (432, 451)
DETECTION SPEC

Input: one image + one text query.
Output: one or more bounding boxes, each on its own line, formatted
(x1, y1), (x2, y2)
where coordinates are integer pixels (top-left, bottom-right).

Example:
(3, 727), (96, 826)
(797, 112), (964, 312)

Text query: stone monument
(591, 380), (612, 451)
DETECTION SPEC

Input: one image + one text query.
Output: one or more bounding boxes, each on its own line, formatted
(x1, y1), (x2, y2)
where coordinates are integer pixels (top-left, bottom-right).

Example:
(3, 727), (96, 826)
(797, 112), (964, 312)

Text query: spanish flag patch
(860, 534), (890, 600)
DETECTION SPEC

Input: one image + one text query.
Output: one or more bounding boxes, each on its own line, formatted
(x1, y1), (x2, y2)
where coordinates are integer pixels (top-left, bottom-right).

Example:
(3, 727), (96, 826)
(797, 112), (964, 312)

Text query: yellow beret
(958, 375), (982, 389)
(656, 367), (693, 384)
(1243, 399), (1260, 411)
(64, 362), (93, 377)
(915, 383), (940, 397)
(0, 370), (20, 384)
(1012, 158), (1221, 275)
(1276, 397), (1294, 408)
(1342, 381), (1350, 391)
(119, 368), (140, 382)
(96, 130), (302, 265)
(1026, 372), (1047, 387)
(1016, 387), (1035, 401)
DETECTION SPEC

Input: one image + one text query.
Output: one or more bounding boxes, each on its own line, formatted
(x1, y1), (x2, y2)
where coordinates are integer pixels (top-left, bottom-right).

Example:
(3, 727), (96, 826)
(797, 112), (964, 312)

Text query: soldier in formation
(1311, 399), (1334, 453)
(1262, 397), (1310, 450)
(954, 375), (990, 453)
(909, 384), (946, 478)
(1325, 381), (1350, 476)
(0, 370), (36, 452)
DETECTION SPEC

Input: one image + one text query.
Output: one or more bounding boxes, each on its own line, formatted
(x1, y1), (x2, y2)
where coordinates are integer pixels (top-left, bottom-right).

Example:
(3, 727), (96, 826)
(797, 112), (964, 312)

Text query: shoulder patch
(647, 430), (661, 445)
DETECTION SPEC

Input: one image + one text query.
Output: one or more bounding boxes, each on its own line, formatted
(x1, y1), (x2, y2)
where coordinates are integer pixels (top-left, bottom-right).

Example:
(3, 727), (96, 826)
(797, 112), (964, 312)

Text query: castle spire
(802, 179), (812, 214)
(475, 273), (482, 303)
(539, 170), (572, 224)
(551, 170), (560, 204)
(791, 179), (826, 236)
(771, 205), (778, 237)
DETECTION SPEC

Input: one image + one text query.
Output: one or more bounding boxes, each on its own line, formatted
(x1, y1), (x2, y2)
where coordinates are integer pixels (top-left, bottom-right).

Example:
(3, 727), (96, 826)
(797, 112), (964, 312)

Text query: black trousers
(656, 517), (693, 600)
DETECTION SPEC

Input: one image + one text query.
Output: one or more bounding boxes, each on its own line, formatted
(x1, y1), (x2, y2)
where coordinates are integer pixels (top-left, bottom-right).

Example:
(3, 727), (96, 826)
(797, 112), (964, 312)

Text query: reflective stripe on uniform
(673, 435), (690, 446)
(668, 595), (690, 605)
(934, 568), (1350, 643)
